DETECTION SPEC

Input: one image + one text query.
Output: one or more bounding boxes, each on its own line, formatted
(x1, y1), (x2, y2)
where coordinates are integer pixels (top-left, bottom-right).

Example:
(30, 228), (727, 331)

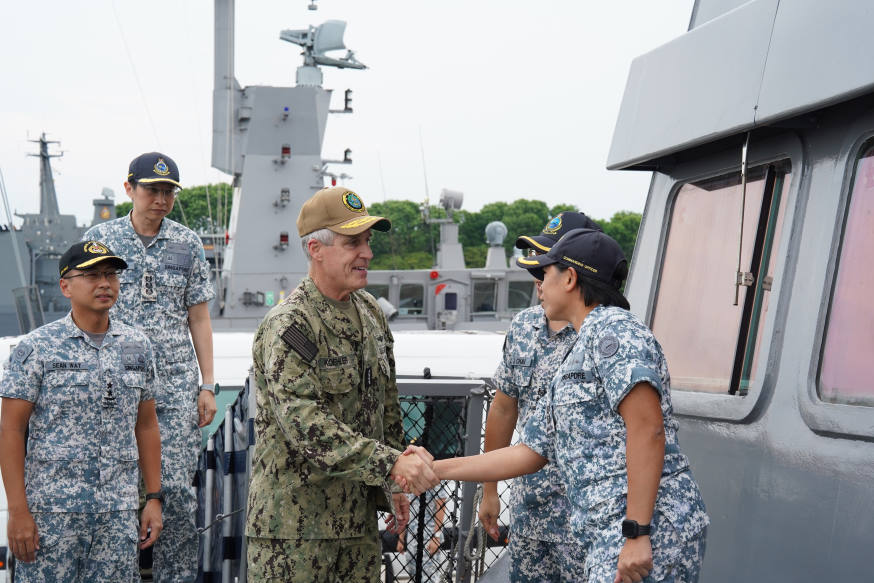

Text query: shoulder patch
(281, 325), (317, 363)
(11, 344), (33, 365)
(598, 334), (619, 358)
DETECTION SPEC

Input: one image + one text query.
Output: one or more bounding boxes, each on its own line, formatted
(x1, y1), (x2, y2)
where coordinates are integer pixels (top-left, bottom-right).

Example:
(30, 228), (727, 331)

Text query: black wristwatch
(145, 490), (165, 504)
(622, 519), (652, 538)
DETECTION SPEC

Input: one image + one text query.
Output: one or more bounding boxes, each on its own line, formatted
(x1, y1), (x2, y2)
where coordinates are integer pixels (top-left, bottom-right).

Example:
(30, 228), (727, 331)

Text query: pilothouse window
(819, 144), (874, 407)
(399, 283), (424, 316)
(652, 163), (790, 394)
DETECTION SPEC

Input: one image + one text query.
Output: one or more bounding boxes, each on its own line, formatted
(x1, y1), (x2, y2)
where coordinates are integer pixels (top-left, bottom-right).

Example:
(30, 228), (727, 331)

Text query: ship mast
(27, 133), (62, 217)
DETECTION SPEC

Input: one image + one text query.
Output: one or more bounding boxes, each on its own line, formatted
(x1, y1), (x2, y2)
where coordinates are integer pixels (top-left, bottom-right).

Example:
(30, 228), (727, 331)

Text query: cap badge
(543, 215), (563, 235)
(342, 192), (365, 212)
(85, 241), (109, 255)
(153, 159), (170, 176)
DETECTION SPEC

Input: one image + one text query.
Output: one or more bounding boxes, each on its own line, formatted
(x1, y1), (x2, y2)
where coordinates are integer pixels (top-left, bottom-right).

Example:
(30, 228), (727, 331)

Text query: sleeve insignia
(281, 325), (317, 363)
(598, 334), (620, 358)
(11, 344), (33, 365)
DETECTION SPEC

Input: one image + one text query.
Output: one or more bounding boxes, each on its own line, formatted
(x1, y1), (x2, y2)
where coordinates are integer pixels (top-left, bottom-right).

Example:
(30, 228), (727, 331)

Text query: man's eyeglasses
(63, 270), (123, 283)
(142, 185), (178, 200)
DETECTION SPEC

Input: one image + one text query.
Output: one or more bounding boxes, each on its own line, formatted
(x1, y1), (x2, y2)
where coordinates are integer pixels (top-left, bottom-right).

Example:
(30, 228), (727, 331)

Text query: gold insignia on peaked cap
(153, 158), (171, 176)
(85, 241), (109, 255)
(542, 214), (563, 235)
(296, 185), (392, 237)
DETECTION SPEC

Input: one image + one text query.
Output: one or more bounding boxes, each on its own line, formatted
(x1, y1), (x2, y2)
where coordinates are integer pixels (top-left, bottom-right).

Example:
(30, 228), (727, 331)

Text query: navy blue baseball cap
(515, 211), (602, 253)
(516, 228), (627, 289)
(128, 152), (182, 188)
(59, 240), (128, 277)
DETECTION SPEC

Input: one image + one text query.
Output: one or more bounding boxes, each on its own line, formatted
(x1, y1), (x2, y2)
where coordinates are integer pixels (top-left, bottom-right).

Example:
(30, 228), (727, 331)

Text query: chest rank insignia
(598, 334), (620, 358)
(542, 214), (563, 235)
(342, 191), (365, 213)
(154, 159), (170, 176)
(281, 324), (317, 363)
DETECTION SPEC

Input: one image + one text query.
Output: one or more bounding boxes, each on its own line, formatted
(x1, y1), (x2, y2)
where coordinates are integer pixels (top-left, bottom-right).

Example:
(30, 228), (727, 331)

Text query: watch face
(622, 520), (638, 537)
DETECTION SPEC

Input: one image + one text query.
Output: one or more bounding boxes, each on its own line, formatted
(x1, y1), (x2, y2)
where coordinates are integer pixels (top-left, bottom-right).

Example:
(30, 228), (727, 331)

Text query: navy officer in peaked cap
(85, 152), (216, 582)
(0, 241), (163, 582)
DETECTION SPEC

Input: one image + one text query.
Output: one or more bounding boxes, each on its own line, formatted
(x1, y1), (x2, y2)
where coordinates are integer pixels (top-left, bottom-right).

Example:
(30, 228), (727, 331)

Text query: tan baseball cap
(296, 186), (391, 237)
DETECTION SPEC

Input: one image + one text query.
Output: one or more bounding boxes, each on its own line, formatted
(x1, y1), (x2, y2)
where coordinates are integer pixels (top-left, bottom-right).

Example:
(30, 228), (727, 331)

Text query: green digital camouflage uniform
(247, 276), (405, 583)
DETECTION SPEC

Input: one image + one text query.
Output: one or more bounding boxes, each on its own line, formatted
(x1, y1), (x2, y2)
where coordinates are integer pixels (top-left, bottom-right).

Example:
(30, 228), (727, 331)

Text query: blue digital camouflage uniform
(85, 214), (215, 582)
(0, 313), (156, 582)
(247, 276), (405, 583)
(492, 305), (586, 582)
(522, 305), (710, 583)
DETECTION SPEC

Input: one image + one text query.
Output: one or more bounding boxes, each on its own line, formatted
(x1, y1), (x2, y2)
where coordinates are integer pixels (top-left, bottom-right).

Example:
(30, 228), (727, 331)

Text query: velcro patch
(45, 361), (93, 372)
(11, 344), (33, 365)
(318, 355), (351, 369)
(598, 334), (619, 358)
(281, 325), (317, 362)
(508, 356), (533, 367)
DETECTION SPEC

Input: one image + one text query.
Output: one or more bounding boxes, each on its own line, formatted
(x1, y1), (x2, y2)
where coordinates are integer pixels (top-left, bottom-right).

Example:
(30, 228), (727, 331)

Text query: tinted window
(652, 164), (790, 394)
(399, 284), (424, 315)
(508, 281), (535, 310)
(819, 145), (874, 407)
(472, 280), (497, 313)
(365, 284), (389, 301)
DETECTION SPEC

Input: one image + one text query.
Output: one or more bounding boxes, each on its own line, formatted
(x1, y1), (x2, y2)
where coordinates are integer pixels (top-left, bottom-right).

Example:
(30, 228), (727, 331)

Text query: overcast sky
(0, 1), (693, 228)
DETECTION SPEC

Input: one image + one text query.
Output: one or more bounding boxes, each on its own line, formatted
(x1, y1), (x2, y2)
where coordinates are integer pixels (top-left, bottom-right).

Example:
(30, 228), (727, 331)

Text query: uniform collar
(301, 276), (363, 341)
(62, 312), (122, 344)
(124, 211), (170, 241)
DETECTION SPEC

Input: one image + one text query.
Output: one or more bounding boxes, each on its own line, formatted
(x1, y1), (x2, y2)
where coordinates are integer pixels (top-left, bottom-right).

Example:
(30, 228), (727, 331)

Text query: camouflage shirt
(0, 313), (156, 513)
(492, 305), (577, 542)
(522, 305), (710, 545)
(246, 276), (405, 539)
(85, 213), (214, 409)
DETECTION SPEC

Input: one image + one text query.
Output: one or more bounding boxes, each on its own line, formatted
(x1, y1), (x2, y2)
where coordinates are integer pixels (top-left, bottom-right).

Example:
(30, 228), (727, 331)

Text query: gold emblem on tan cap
(339, 217), (376, 229)
(342, 191), (365, 213)
(86, 241), (109, 254)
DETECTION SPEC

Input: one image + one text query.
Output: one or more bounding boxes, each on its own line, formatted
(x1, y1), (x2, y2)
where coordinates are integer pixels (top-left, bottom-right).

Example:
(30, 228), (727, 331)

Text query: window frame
(802, 130), (874, 441)
(634, 133), (803, 423)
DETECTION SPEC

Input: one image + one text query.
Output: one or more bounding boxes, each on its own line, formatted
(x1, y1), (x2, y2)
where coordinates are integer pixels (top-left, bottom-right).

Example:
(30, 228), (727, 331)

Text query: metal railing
(194, 373), (510, 583)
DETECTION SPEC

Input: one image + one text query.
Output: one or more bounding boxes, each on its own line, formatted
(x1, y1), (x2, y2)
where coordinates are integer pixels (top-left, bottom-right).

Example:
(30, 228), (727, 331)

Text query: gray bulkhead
(610, 0), (874, 580)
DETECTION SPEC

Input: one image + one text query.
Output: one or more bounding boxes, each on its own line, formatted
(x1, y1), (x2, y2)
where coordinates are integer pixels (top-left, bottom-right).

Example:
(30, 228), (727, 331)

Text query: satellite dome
(485, 221), (508, 246)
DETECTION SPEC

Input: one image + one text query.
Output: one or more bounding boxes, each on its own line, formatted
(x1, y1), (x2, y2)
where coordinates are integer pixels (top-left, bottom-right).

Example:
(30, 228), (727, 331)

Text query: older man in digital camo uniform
(479, 212), (601, 582)
(247, 186), (440, 582)
(85, 153), (216, 582)
(0, 241), (163, 582)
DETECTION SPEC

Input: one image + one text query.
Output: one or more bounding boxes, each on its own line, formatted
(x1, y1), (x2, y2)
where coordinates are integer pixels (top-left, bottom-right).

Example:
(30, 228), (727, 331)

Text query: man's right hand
(478, 490), (501, 541)
(8, 508), (39, 562)
(390, 448), (439, 495)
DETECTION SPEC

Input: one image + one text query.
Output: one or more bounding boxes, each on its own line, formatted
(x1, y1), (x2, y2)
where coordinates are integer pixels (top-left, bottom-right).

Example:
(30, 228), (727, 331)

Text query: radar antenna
(280, 20), (366, 86)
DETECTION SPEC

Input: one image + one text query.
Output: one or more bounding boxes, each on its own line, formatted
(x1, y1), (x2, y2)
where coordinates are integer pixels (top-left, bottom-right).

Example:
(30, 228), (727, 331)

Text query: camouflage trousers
(16, 510), (139, 583)
(247, 533), (381, 583)
(585, 522), (707, 583)
(508, 532), (588, 583)
(148, 405), (200, 583)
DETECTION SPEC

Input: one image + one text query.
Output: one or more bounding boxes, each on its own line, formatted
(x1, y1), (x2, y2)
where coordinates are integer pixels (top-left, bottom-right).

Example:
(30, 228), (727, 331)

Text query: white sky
(0, 1), (693, 228)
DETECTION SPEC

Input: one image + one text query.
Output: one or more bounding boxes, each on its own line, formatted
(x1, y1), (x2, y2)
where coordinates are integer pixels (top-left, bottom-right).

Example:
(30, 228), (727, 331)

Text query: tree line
(116, 186), (641, 269)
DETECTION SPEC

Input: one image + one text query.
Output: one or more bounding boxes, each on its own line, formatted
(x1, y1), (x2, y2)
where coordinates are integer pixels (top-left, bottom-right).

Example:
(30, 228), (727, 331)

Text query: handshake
(389, 445), (441, 495)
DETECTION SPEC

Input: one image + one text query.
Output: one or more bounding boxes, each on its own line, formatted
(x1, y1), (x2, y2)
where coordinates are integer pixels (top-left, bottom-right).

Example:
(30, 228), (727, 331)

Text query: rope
(197, 507), (245, 534)
(463, 484), (487, 577)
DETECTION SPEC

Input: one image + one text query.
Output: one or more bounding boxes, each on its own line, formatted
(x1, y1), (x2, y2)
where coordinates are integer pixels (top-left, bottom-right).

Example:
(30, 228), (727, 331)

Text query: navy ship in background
(0, 135), (117, 337)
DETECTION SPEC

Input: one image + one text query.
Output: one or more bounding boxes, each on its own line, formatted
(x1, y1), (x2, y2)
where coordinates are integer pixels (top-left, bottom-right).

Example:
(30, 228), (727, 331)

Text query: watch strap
(145, 490), (164, 503)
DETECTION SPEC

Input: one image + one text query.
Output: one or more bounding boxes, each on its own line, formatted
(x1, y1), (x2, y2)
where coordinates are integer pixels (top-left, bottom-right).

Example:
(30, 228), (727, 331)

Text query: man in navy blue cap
(85, 153), (217, 582)
(480, 212), (601, 582)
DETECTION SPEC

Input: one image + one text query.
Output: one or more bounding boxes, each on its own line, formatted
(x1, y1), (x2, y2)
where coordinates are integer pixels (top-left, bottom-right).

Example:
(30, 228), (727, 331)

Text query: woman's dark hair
(556, 263), (630, 310)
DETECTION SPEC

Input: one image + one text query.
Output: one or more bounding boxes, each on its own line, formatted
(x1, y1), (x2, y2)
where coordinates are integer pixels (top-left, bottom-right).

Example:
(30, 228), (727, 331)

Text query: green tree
(598, 210), (642, 262)
(114, 183), (233, 234)
(549, 203), (578, 216)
